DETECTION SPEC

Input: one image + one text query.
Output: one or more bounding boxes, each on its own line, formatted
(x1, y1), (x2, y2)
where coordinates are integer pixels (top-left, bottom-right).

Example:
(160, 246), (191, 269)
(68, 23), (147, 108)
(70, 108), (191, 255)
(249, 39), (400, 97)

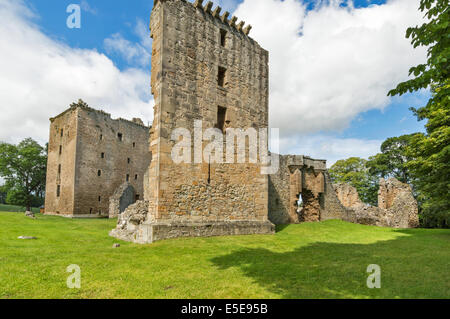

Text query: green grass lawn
(0, 211), (449, 299)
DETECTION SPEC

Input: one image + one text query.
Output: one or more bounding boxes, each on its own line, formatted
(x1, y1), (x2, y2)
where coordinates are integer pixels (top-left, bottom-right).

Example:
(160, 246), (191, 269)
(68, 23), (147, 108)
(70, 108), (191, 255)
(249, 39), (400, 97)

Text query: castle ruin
(45, 0), (419, 242)
(44, 100), (150, 217)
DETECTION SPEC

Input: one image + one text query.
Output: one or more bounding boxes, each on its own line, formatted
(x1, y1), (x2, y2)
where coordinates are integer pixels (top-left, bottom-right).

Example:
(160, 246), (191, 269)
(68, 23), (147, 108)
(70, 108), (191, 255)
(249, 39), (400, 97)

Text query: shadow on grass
(275, 224), (291, 232)
(210, 228), (450, 299)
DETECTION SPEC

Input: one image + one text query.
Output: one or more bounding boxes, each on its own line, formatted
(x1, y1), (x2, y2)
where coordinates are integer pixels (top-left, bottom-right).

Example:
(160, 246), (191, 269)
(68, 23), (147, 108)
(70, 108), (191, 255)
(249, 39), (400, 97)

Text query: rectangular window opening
(59, 145), (62, 155)
(56, 185), (61, 197)
(126, 174), (130, 182)
(135, 194), (140, 201)
(101, 153), (105, 159)
(135, 174), (138, 180)
(220, 29), (227, 47)
(98, 196), (101, 202)
(218, 66), (227, 87)
(132, 142), (136, 148)
(98, 170), (102, 177)
(60, 129), (64, 137)
(127, 158), (131, 164)
(118, 133), (123, 141)
(216, 106), (227, 133)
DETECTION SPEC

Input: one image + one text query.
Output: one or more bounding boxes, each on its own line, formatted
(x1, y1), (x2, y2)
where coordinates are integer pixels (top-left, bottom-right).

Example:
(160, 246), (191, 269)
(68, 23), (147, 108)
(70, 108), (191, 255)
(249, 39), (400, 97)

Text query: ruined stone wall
(147, 0), (269, 224)
(45, 108), (78, 216)
(73, 106), (150, 217)
(269, 155), (294, 225)
(269, 155), (332, 224)
(45, 101), (150, 218)
(331, 178), (419, 228)
(319, 172), (354, 221)
(108, 182), (136, 218)
(333, 183), (365, 209)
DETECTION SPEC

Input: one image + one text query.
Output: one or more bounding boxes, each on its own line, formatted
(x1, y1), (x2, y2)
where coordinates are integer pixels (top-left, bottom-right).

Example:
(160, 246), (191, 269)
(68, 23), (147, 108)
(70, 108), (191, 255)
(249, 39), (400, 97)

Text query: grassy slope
(0, 212), (448, 299)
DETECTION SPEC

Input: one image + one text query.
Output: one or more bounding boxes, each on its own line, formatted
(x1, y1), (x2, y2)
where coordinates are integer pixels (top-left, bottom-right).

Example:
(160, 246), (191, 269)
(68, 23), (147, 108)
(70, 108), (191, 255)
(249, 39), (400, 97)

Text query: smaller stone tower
(44, 100), (151, 218)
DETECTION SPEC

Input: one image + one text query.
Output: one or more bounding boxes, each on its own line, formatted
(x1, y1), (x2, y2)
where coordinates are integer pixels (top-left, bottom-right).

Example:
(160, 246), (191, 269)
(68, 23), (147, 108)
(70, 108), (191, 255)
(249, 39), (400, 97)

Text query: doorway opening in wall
(298, 195), (304, 211)
(295, 193), (304, 217)
(135, 194), (140, 201)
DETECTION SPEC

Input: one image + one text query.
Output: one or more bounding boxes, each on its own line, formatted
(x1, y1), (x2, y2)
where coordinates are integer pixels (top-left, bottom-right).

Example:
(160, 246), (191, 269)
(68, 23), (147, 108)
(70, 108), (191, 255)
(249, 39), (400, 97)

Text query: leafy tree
(329, 157), (378, 206)
(367, 134), (416, 184)
(388, 0), (449, 228)
(0, 138), (47, 212)
(0, 184), (8, 204)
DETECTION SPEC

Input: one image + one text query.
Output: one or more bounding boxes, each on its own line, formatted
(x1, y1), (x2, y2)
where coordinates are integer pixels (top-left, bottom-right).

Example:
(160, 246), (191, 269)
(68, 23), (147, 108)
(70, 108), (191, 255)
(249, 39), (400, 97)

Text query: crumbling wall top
(153, 0), (254, 37)
(50, 99), (150, 129)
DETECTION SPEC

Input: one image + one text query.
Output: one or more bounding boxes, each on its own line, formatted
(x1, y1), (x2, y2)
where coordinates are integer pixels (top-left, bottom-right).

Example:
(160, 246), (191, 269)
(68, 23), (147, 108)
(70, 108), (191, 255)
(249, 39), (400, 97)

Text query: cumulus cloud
(0, 0), (154, 145)
(279, 135), (383, 167)
(104, 19), (152, 68)
(234, 0), (428, 135)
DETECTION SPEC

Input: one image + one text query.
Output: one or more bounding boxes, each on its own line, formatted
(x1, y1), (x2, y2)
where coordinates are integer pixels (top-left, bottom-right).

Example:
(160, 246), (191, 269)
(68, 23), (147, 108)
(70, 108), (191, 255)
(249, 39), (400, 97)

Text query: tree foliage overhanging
(387, 0), (449, 228)
(331, 0), (449, 228)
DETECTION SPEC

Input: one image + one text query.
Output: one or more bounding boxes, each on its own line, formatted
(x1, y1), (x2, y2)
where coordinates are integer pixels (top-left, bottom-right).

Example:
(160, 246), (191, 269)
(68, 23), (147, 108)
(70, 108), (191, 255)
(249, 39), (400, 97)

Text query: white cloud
(234, 0), (428, 136)
(80, 0), (98, 15)
(0, 0), (154, 145)
(279, 134), (382, 167)
(104, 19), (152, 68)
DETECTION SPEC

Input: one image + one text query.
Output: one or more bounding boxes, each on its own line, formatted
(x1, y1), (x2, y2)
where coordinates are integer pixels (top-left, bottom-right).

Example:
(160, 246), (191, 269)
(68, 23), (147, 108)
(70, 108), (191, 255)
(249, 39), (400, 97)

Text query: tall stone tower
(136, 0), (274, 243)
(44, 100), (150, 218)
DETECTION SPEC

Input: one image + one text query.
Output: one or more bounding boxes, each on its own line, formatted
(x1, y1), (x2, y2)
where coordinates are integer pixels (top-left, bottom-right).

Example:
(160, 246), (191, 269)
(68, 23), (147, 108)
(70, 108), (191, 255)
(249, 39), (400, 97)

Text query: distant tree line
(330, 0), (449, 228)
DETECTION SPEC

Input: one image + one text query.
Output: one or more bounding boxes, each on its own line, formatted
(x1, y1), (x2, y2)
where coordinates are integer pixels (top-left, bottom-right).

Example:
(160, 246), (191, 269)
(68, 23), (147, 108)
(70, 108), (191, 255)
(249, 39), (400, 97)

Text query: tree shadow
(210, 228), (450, 299)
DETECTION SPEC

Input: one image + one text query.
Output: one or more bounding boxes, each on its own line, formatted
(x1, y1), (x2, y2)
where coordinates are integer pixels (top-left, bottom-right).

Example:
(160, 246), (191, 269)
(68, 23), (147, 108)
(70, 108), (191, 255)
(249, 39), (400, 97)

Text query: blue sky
(0, 0), (429, 165)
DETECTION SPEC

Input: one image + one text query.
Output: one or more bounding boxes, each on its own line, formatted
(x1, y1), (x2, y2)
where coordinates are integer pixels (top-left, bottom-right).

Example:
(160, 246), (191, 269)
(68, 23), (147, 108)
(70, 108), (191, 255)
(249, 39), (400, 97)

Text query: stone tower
(132, 0), (274, 243)
(44, 100), (150, 218)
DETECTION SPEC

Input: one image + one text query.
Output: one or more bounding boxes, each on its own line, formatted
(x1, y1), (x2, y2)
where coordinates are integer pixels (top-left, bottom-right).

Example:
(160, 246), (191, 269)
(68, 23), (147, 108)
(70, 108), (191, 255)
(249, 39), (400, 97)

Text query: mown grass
(0, 211), (448, 299)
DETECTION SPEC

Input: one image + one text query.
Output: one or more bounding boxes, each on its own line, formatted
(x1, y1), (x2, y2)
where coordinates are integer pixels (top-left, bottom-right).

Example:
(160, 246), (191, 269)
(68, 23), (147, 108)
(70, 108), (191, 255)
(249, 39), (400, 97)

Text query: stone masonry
(333, 178), (419, 228)
(268, 155), (350, 225)
(334, 183), (365, 209)
(45, 0), (419, 239)
(108, 182), (136, 218)
(45, 100), (151, 218)
(110, 0), (274, 243)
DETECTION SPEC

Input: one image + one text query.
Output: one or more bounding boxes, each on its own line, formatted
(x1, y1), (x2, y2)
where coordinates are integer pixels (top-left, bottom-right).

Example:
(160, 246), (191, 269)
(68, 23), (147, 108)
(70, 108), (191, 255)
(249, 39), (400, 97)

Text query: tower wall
(142, 0), (273, 240)
(45, 108), (78, 216)
(45, 102), (150, 218)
